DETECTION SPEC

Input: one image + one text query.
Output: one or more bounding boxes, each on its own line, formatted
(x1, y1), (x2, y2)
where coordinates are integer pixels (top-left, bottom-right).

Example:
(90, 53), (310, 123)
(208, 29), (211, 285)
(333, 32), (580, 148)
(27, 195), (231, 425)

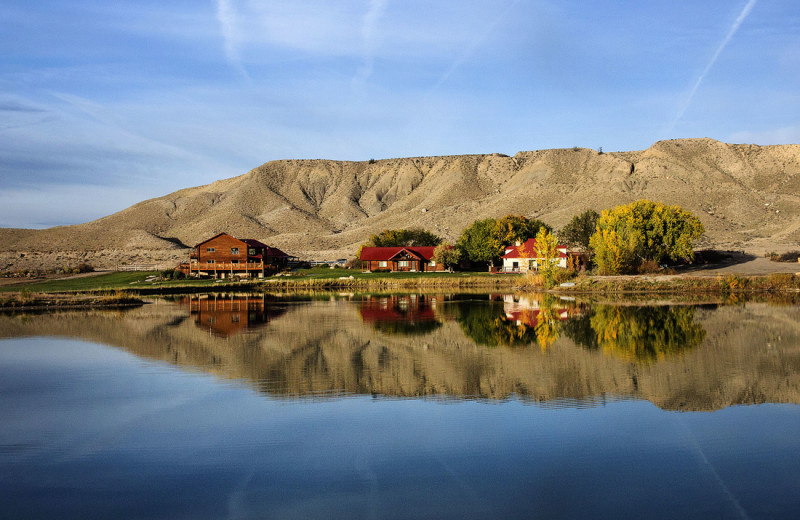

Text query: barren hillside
(2, 138), (799, 270)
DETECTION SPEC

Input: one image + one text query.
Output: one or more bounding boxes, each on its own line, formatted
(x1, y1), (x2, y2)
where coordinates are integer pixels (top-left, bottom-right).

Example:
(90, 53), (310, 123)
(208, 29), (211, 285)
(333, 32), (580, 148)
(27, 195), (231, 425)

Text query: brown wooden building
(359, 246), (446, 272)
(186, 233), (291, 278)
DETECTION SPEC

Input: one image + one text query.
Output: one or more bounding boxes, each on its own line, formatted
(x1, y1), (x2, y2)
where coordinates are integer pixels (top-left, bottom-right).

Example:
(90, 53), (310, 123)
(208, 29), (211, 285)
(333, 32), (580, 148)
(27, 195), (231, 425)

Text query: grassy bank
(0, 268), (522, 294)
(0, 290), (145, 311)
(551, 272), (800, 295)
(2, 268), (800, 296)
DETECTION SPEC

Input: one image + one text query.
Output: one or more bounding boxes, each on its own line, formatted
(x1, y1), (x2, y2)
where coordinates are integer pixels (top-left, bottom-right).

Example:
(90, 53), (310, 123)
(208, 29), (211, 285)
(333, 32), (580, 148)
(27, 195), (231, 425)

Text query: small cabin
(359, 246), (446, 273)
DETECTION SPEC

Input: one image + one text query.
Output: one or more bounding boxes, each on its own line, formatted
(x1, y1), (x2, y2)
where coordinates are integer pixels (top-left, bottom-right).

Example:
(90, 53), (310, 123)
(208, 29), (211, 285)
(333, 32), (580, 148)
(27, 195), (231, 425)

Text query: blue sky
(1, 0), (798, 228)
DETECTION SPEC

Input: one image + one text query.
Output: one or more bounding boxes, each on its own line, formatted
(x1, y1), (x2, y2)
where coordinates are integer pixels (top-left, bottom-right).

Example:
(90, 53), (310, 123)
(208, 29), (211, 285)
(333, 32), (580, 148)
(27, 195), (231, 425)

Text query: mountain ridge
(2, 138), (799, 270)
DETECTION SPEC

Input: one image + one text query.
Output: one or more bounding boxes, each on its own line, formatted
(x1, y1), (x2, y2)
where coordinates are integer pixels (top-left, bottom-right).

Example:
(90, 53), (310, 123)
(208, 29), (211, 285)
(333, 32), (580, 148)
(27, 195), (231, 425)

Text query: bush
(75, 263), (94, 273)
(637, 259), (661, 274)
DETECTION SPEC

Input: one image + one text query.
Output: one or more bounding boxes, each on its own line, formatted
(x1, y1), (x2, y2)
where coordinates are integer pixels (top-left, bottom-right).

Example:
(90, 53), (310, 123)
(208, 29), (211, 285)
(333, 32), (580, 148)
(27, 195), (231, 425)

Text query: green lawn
(290, 267), (503, 280)
(0, 267), (518, 293)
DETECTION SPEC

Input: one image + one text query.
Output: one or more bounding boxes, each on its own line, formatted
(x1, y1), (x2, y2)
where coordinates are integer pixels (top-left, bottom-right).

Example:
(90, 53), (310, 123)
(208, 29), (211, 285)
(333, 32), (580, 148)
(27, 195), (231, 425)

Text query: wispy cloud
(215, 0), (251, 80)
(353, 0), (388, 89)
(667, 0), (758, 133)
(430, 0), (520, 93)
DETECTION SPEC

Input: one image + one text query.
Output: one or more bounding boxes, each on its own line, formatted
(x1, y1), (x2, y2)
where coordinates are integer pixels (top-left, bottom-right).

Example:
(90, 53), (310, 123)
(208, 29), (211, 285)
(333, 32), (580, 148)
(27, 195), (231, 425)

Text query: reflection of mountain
(2, 299), (800, 411)
(358, 294), (442, 335)
(181, 295), (289, 337)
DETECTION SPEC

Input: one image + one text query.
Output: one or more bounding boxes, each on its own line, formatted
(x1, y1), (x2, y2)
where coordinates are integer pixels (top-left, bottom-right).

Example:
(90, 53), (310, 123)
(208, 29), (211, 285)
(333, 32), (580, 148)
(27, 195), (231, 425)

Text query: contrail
(667, 0), (757, 133)
(353, 0), (389, 88)
(430, 0), (521, 94)
(215, 0), (251, 81)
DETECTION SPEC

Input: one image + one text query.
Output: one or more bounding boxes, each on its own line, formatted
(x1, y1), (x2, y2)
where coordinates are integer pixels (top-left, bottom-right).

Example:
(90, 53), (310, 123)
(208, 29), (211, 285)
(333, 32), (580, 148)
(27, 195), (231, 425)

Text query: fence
(116, 263), (165, 272)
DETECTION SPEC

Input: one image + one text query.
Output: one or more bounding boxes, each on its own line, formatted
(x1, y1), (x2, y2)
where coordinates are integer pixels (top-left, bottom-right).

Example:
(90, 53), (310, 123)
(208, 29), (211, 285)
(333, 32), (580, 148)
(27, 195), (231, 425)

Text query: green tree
(367, 228), (442, 247)
(457, 215), (552, 268)
(457, 218), (504, 267)
(560, 209), (600, 250)
(433, 243), (461, 271)
(589, 200), (704, 275)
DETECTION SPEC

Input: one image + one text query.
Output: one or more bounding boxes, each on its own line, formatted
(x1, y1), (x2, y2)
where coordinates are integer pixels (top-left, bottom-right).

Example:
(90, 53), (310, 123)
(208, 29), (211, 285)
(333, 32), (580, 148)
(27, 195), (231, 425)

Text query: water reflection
(358, 294), (443, 335)
(445, 294), (577, 349)
(181, 294), (289, 337)
(2, 294), (800, 409)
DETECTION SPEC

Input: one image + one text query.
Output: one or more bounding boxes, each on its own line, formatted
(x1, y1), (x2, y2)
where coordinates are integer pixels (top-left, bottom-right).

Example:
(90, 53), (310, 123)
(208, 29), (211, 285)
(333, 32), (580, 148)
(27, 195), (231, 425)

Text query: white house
(501, 238), (575, 273)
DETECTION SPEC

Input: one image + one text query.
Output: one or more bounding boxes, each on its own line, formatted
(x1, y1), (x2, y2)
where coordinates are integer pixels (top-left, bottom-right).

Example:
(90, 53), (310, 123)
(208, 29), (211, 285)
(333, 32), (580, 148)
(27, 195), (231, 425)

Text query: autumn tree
(589, 200), (704, 275)
(534, 227), (561, 288)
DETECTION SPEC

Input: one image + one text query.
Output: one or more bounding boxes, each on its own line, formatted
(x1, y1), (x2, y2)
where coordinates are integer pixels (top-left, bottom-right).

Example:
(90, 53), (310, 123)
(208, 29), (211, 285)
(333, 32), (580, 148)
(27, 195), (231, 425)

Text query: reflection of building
(359, 294), (439, 323)
(185, 233), (293, 279)
(497, 294), (573, 328)
(182, 294), (288, 337)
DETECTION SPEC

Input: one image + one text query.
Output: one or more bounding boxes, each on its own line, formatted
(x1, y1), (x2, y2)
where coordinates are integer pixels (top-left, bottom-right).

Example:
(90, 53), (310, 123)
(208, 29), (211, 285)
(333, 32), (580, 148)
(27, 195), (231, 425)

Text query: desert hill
(2, 138), (799, 270)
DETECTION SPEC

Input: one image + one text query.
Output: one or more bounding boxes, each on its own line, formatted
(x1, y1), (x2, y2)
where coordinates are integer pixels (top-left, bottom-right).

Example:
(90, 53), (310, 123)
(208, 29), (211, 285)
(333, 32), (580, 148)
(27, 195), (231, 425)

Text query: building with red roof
(501, 238), (587, 273)
(359, 246), (446, 272)
(186, 232), (292, 278)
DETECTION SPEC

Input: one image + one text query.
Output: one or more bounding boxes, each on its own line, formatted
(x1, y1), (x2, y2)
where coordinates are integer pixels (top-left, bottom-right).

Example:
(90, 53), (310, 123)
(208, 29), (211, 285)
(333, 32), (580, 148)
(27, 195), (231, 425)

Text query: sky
(1, 0), (799, 229)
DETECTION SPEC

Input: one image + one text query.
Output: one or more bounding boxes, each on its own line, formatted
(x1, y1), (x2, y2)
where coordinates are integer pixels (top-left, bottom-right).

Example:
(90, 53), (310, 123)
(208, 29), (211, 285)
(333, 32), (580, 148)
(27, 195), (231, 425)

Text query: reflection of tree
(449, 294), (571, 349)
(371, 320), (442, 335)
(575, 306), (706, 362)
(450, 302), (538, 347)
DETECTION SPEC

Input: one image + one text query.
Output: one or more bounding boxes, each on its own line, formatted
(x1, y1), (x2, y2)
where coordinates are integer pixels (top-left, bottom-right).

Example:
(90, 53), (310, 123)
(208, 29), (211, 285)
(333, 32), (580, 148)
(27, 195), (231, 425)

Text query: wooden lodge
(185, 233), (292, 279)
(359, 246), (446, 273)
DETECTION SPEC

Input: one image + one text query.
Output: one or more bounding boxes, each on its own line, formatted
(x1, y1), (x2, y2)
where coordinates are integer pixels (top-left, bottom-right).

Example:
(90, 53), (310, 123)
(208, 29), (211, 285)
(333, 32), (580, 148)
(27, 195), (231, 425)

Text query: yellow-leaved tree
(589, 200), (704, 275)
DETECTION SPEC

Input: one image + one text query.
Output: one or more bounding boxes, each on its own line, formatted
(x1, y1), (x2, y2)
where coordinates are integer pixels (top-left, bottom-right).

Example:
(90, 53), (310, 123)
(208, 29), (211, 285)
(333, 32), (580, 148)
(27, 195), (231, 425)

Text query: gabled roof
(194, 232), (244, 248)
(502, 238), (568, 259)
(263, 246), (289, 258)
(194, 233), (289, 257)
(242, 238), (269, 248)
(360, 246), (437, 261)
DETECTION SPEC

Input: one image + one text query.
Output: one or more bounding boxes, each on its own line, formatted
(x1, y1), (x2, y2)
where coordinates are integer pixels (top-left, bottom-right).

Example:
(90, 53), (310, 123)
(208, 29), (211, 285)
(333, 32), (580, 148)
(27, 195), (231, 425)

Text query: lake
(2, 293), (800, 519)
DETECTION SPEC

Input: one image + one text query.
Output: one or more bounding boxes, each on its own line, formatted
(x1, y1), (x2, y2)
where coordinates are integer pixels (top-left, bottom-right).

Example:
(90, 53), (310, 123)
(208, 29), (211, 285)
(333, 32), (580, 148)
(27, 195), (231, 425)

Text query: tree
(456, 218), (504, 267)
(560, 209), (600, 250)
(495, 215), (551, 246)
(367, 228), (442, 247)
(433, 243), (461, 271)
(534, 227), (561, 288)
(457, 215), (552, 268)
(589, 200), (705, 274)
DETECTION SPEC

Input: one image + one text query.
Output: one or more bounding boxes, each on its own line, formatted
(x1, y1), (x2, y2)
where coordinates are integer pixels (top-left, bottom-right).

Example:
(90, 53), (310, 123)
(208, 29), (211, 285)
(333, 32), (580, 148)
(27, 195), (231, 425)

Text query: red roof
(242, 238), (269, 248)
(360, 246), (437, 261)
(501, 239), (568, 259)
(264, 246), (289, 258)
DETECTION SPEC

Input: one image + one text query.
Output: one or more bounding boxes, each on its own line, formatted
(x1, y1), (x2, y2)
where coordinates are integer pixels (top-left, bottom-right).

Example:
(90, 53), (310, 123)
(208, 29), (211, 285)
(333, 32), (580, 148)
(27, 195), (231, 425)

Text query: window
(248, 248), (256, 255)
(206, 247), (215, 252)
(207, 259), (215, 264)
(429, 260), (436, 266)
(231, 248), (240, 255)
(231, 260), (239, 264)
(378, 261), (387, 268)
(398, 260), (410, 268)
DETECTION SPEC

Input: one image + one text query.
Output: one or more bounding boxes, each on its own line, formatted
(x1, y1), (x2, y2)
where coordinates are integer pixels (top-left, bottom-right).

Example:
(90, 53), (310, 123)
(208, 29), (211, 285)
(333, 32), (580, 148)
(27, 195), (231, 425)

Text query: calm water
(2, 293), (800, 519)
